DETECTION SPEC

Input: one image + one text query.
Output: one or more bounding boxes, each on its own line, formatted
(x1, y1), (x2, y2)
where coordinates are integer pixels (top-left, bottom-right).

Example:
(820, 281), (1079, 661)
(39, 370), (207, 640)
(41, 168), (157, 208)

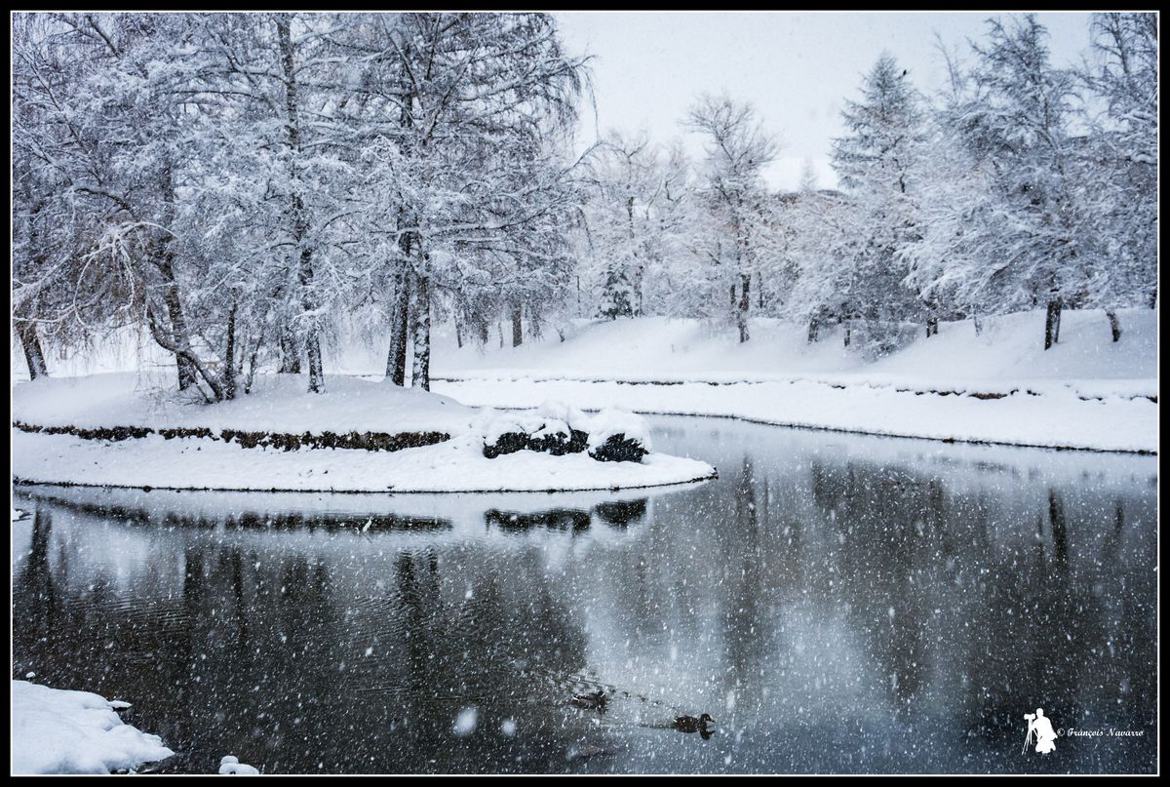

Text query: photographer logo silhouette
(1023, 708), (1057, 754)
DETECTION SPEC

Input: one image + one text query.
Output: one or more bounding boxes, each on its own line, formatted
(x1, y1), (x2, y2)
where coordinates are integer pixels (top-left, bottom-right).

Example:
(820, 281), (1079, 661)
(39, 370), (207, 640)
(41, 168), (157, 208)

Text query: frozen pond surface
(12, 416), (1158, 774)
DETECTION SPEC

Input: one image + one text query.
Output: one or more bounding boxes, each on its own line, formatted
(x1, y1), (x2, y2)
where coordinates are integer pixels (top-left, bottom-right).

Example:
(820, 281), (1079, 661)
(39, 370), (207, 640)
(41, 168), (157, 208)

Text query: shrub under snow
(480, 402), (649, 462)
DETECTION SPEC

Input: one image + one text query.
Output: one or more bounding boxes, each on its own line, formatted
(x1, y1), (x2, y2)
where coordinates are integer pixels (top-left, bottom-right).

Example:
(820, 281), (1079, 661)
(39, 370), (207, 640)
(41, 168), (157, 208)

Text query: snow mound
(11, 680), (174, 774)
(584, 407), (652, 453)
(219, 755), (260, 775)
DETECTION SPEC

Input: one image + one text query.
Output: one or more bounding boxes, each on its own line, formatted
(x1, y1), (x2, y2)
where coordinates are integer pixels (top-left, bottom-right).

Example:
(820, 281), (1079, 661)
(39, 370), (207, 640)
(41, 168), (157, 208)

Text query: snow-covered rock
(583, 407), (651, 462)
(218, 755), (260, 775)
(11, 680), (174, 774)
(479, 403), (649, 461)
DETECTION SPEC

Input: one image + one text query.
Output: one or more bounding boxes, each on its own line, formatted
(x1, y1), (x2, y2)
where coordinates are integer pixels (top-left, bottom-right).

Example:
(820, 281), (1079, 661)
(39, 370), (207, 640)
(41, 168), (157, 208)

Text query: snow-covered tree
(953, 16), (1094, 349)
(1078, 12), (1158, 338)
(684, 94), (780, 342)
(829, 54), (928, 350)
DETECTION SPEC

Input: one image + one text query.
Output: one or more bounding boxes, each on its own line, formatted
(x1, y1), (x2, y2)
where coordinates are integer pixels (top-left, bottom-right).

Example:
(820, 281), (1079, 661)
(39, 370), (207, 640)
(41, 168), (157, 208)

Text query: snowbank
(435, 377), (1157, 454)
(414, 308), (1157, 455)
(425, 309), (1156, 388)
(12, 372), (474, 435)
(12, 428), (715, 494)
(11, 680), (174, 774)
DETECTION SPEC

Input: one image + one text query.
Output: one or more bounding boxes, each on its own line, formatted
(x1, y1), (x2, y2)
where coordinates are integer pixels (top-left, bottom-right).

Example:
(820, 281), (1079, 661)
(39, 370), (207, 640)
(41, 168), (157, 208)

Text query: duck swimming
(569, 689), (607, 710)
(674, 713), (716, 736)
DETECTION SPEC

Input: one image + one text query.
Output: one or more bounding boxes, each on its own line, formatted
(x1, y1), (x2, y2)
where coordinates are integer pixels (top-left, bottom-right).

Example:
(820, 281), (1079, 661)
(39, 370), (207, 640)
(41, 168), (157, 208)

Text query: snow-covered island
(11, 680), (174, 774)
(12, 373), (716, 493)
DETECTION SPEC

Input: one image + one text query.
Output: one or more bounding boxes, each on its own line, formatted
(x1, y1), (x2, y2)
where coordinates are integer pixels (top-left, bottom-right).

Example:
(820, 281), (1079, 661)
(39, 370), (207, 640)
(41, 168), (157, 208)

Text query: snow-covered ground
(10, 309), (1158, 454)
(12, 427), (714, 493)
(12, 375), (714, 492)
(434, 376), (1156, 454)
(12, 371), (474, 435)
(420, 309), (1158, 454)
(11, 680), (174, 774)
(422, 309), (1156, 388)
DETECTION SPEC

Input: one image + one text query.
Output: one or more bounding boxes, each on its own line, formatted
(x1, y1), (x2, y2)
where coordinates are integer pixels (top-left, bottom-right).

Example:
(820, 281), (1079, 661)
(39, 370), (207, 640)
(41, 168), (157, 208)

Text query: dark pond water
(11, 417), (1158, 774)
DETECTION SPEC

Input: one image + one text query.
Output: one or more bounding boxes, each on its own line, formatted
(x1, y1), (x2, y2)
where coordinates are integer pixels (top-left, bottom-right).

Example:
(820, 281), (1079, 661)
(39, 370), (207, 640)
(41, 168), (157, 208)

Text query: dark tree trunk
(843, 322), (852, 348)
(410, 274), (431, 391)
(973, 313), (983, 336)
(455, 318), (463, 349)
(635, 265), (644, 317)
(807, 316), (819, 344)
(300, 240), (324, 394)
(223, 302), (238, 400)
(477, 317), (490, 346)
(1044, 298), (1063, 350)
(1106, 310), (1122, 343)
(157, 254), (198, 391)
(278, 15), (323, 394)
(144, 305), (225, 402)
(244, 338), (262, 395)
(304, 326), (323, 393)
(511, 303), (523, 347)
(385, 269), (411, 385)
(279, 328), (302, 374)
(153, 157), (197, 391)
(17, 320), (48, 380)
(926, 315), (939, 338)
(737, 273), (751, 343)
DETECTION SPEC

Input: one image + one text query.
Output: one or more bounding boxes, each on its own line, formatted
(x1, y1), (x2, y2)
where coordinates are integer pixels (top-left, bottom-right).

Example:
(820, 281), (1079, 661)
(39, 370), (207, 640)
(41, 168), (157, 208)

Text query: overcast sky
(555, 11), (1098, 191)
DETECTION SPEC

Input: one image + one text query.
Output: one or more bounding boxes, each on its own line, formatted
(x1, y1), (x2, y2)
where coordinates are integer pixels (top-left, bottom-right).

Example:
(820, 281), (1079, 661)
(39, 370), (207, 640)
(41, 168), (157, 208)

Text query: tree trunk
(1106, 310), (1122, 343)
(1043, 298), (1063, 350)
(807, 316), (819, 344)
(144, 305), (225, 401)
(278, 15), (323, 394)
(153, 156), (198, 392)
(973, 313), (983, 336)
(737, 273), (751, 343)
(223, 302), (238, 400)
(477, 317), (490, 346)
(511, 303), (523, 347)
(157, 254), (198, 391)
(410, 275), (431, 391)
(455, 318), (463, 349)
(304, 326), (323, 393)
(17, 320), (48, 380)
(245, 338), (262, 395)
(632, 263), (645, 318)
(300, 243), (324, 394)
(385, 268), (411, 385)
(926, 315), (938, 338)
(843, 321), (852, 348)
(279, 327), (302, 374)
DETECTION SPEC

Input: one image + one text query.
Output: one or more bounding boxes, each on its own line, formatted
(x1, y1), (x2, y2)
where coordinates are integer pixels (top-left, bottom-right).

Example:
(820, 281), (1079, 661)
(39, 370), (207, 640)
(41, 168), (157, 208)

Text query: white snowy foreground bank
(11, 680), (173, 774)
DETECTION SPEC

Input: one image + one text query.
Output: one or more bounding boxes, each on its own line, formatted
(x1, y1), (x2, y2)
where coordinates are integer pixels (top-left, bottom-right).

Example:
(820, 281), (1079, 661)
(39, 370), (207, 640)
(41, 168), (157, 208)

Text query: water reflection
(11, 418), (1158, 773)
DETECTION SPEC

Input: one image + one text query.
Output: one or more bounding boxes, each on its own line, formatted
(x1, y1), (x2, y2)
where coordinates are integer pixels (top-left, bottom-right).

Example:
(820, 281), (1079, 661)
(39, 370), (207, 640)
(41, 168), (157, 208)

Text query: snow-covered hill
(419, 308), (1156, 388)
